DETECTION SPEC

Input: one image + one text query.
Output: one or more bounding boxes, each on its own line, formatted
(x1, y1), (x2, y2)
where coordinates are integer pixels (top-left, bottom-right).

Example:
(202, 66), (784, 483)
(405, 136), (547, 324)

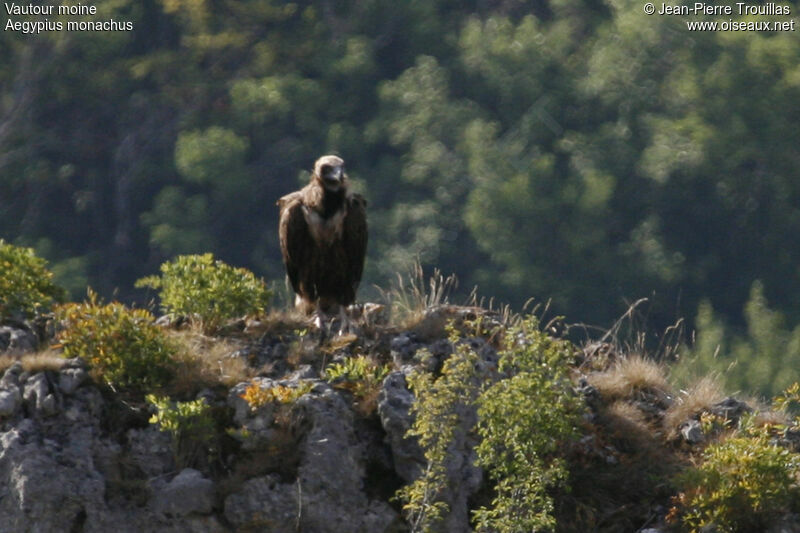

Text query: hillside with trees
(2, 1), (800, 393)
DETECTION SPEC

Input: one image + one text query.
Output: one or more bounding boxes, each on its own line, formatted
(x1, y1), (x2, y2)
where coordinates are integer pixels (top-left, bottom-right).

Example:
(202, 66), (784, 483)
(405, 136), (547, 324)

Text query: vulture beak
(322, 166), (344, 187)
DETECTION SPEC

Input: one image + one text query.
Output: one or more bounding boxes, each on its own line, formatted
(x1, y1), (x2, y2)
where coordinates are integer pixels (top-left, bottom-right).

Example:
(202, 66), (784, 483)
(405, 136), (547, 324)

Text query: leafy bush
(473, 316), (581, 532)
(56, 292), (174, 390)
(324, 355), (391, 413)
(0, 240), (65, 320)
(669, 427), (800, 532)
(147, 394), (218, 469)
(136, 253), (272, 334)
(397, 317), (580, 532)
(396, 330), (483, 532)
(668, 382), (800, 531)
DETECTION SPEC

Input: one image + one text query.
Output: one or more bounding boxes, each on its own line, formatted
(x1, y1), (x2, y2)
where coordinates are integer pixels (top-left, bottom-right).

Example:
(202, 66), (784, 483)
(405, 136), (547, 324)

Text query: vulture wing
(278, 193), (314, 299)
(342, 194), (368, 298)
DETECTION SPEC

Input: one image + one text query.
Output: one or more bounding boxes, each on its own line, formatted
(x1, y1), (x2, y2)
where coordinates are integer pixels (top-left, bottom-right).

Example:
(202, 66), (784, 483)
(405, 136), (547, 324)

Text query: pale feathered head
(313, 155), (346, 191)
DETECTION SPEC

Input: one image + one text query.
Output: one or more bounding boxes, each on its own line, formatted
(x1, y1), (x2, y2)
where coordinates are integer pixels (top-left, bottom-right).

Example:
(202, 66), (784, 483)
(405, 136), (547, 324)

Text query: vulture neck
(321, 188), (346, 218)
(315, 181), (347, 219)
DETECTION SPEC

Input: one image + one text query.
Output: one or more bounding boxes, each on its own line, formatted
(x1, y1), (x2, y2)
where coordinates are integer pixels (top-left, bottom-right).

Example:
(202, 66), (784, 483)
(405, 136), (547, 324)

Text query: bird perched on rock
(277, 155), (367, 333)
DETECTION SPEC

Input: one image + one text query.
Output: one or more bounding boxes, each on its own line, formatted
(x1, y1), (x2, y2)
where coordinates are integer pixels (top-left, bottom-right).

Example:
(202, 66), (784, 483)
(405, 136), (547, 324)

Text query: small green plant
(56, 291), (174, 390)
(774, 381), (800, 415)
(147, 394), (218, 469)
(473, 316), (581, 532)
(0, 240), (65, 320)
(240, 379), (313, 410)
(135, 253), (272, 334)
(324, 356), (391, 400)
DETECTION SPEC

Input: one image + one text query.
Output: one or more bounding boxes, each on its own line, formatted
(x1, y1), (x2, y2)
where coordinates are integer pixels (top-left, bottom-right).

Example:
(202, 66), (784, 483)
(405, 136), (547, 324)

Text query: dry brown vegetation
(378, 263), (459, 331)
(167, 330), (252, 396)
(663, 375), (725, 438)
(0, 350), (68, 374)
(588, 355), (671, 401)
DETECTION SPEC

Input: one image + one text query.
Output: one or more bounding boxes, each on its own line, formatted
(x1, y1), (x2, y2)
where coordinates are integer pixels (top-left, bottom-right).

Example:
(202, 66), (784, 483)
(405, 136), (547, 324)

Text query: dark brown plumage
(277, 155), (367, 327)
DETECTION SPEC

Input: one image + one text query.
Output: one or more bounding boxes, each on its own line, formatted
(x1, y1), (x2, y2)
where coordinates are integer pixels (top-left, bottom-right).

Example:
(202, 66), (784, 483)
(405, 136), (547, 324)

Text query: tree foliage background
(2, 0), (800, 391)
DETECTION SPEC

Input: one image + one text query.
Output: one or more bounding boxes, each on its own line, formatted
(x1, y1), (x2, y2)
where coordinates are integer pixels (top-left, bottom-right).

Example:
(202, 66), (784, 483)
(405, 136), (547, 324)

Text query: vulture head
(314, 155), (346, 192)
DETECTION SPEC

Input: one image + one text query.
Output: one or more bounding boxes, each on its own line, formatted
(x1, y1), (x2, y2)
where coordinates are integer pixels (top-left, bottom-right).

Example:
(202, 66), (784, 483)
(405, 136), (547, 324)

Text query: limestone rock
(223, 474), (299, 532)
(224, 384), (397, 532)
(377, 370), (424, 482)
(0, 363), (23, 418)
(0, 325), (38, 355)
(22, 373), (58, 416)
(59, 358), (89, 395)
(709, 397), (752, 423)
(152, 468), (216, 517)
(680, 419), (704, 444)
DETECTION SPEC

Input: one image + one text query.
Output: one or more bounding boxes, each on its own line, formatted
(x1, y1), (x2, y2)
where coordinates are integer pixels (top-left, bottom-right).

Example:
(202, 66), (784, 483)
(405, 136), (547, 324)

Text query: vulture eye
(321, 165), (331, 174)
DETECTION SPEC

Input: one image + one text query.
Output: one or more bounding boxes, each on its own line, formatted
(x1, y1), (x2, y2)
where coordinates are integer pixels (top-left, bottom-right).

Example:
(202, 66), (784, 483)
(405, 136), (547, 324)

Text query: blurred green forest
(2, 0), (800, 390)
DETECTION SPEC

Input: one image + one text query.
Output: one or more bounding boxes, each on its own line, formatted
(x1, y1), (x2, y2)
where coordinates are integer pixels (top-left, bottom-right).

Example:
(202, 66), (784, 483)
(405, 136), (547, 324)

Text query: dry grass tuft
(589, 355), (671, 401)
(0, 350), (67, 374)
(168, 330), (253, 395)
(241, 309), (310, 338)
(603, 400), (660, 452)
(379, 262), (458, 330)
(663, 375), (725, 438)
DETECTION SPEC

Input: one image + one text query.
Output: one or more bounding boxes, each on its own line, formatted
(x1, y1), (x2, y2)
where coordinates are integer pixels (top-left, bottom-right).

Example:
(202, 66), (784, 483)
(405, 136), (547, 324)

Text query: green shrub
(135, 253), (272, 334)
(0, 240), (65, 320)
(147, 394), (218, 469)
(56, 292), (175, 390)
(396, 329), (484, 532)
(473, 316), (581, 532)
(669, 426), (800, 532)
(397, 317), (580, 532)
(324, 355), (391, 413)
(668, 382), (800, 531)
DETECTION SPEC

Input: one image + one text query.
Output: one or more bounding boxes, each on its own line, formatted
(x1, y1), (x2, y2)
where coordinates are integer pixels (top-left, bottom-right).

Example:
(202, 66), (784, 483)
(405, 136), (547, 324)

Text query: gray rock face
(710, 397), (752, 423)
(0, 368), (224, 533)
(23, 373), (58, 416)
(390, 333), (423, 366)
(767, 515), (800, 533)
(59, 358), (89, 395)
(378, 370), (424, 482)
(224, 475), (299, 532)
(0, 363), (23, 419)
(153, 468), (216, 517)
(126, 426), (175, 478)
(224, 383), (398, 532)
(680, 419), (705, 444)
(0, 325), (38, 355)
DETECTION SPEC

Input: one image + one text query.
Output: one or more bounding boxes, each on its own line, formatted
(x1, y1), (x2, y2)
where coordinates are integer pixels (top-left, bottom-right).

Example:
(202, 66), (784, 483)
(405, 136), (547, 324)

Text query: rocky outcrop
(0, 324), (38, 355)
(4, 305), (796, 533)
(226, 380), (398, 532)
(0, 358), (402, 532)
(0, 360), (225, 532)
